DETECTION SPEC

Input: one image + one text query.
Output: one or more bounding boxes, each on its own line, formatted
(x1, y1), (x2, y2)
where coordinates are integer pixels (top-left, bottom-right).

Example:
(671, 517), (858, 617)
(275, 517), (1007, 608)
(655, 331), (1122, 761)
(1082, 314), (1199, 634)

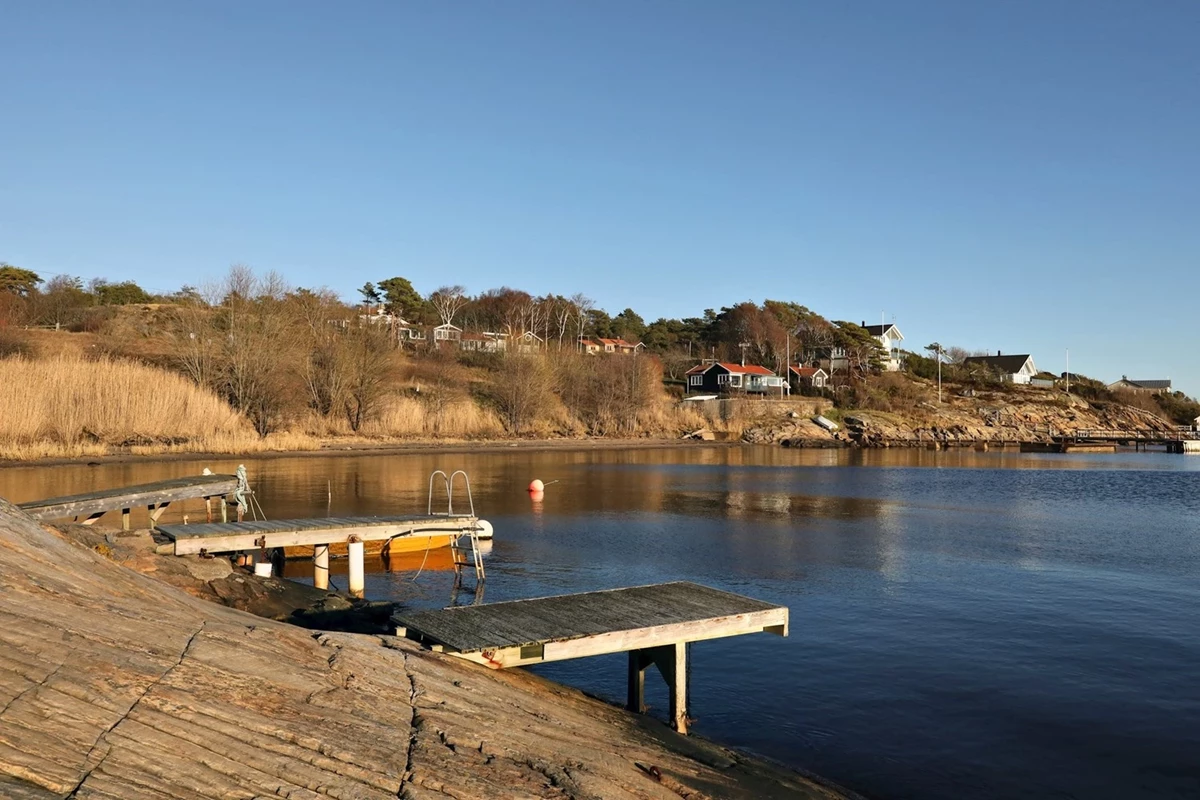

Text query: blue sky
(2, 1), (1198, 392)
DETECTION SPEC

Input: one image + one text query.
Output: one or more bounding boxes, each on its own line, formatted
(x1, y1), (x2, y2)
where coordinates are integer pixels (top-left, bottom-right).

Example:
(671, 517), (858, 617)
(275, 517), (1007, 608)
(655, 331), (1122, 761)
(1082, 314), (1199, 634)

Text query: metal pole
(937, 345), (942, 404)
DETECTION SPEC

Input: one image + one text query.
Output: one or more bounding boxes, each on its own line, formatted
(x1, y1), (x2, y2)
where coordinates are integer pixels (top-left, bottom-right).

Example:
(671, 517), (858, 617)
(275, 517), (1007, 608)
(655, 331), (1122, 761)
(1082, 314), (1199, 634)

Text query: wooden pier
(394, 581), (788, 734)
(17, 473), (239, 529)
(158, 514), (480, 597)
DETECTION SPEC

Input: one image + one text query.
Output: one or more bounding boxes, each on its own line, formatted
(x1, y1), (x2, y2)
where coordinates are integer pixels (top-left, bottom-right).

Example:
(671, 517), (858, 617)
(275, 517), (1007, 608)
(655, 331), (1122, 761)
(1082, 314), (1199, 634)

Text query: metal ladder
(427, 470), (485, 585)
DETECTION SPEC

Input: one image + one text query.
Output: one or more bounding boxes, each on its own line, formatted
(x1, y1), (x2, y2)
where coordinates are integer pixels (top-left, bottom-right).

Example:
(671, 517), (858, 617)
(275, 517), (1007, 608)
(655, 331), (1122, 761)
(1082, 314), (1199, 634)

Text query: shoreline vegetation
(2, 263), (1197, 464)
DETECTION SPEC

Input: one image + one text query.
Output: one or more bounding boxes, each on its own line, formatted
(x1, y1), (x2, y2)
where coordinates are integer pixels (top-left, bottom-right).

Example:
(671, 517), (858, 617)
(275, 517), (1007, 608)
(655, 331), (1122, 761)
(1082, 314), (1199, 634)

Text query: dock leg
(348, 538), (365, 599)
(148, 502), (169, 530)
(648, 643), (688, 734)
(220, 497), (228, 523)
(122, 508), (131, 531)
(205, 496), (213, 523)
(627, 650), (652, 713)
(313, 544), (330, 591)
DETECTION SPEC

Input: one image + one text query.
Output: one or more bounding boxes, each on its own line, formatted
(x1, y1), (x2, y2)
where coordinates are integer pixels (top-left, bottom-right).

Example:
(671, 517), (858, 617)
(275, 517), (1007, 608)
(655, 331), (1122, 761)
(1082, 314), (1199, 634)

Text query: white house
(432, 323), (463, 342)
(828, 322), (905, 373)
(963, 352), (1038, 384)
(862, 323), (904, 371)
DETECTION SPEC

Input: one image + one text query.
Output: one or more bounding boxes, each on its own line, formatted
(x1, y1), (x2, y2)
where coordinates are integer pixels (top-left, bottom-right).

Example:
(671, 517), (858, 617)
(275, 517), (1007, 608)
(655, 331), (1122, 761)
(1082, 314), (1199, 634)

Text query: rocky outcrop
(0, 498), (851, 799)
(740, 385), (1175, 448)
(842, 391), (1173, 447)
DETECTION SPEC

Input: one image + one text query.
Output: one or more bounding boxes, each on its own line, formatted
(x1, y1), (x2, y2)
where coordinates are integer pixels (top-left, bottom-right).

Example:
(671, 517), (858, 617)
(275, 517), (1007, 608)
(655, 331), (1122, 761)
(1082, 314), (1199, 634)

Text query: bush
(1155, 391), (1200, 426)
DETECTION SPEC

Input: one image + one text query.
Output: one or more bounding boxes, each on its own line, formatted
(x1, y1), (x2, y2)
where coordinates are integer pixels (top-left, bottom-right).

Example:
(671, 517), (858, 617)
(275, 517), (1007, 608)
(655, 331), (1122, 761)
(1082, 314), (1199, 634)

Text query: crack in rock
(64, 620), (207, 798)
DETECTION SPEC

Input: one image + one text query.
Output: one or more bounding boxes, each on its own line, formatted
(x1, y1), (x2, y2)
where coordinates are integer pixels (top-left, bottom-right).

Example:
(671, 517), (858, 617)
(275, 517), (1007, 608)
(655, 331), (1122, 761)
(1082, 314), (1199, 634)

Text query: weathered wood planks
(158, 514), (478, 555)
(395, 581), (788, 666)
(18, 474), (238, 521)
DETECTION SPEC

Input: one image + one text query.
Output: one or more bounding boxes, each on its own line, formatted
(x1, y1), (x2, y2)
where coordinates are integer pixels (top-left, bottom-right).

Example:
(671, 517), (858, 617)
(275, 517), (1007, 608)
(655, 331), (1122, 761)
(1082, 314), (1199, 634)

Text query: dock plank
(395, 581), (787, 661)
(18, 474), (239, 521)
(158, 515), (478, 555)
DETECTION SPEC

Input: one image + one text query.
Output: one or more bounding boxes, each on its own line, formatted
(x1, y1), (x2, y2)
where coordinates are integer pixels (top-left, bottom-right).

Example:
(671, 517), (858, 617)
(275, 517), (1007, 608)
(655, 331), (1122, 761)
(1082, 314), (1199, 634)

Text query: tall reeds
(0, 354), (252, 459)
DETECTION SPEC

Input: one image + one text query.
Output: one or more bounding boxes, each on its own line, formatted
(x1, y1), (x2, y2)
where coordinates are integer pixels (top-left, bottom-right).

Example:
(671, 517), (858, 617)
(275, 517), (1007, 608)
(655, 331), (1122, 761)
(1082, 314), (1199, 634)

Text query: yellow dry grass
(364, 396), (505, 439)
(0, 354), (254, 459)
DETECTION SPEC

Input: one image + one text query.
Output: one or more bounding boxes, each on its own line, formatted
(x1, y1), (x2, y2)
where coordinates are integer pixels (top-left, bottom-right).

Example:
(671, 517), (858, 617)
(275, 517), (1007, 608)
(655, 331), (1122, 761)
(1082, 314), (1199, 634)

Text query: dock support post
(628, 643), (688, 734)
(148, 502), (169, 530)
(205, 496), (213, 523)
(627, 650), (651, 713)
(313, 544), (330, 591)
(348, 537), (365, 598)
(122, 508), (131, 531)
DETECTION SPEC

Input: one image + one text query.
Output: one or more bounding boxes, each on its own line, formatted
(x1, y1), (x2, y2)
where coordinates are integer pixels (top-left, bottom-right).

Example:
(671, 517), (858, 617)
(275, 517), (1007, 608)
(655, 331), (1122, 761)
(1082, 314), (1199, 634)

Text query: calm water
(3, 446), (1199, 799)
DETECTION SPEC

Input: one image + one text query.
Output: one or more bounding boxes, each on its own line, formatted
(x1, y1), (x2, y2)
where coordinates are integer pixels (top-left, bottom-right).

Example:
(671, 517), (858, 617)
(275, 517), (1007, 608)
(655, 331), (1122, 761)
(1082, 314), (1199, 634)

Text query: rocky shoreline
(0, 498), (857, 799)
(741, 386), (1175, 450)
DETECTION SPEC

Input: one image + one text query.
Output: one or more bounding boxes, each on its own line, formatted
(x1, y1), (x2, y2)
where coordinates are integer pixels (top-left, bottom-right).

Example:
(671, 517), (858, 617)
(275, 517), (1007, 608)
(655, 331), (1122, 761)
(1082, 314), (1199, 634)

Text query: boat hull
(281, 533), (457, 560)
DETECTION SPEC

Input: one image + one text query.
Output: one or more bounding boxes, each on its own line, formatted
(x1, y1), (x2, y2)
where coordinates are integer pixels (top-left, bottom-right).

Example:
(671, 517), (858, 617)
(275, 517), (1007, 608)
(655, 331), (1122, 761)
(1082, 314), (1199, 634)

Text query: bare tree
(429, 285), (468, 327)
(555, 296), (576, 349)
(341, 325), (391, 431)
(571, 293), (594, 350)
(490, 353), (552, 434)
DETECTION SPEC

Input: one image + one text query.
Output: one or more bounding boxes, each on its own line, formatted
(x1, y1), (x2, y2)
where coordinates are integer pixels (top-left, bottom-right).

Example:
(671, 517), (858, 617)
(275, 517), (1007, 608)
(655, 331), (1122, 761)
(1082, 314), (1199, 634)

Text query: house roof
(1115, 378), (1172, 390)
(963, 354), (1033, 373)
(789, 366), (828, 377)
(596, 337), (641, 347)
(717, 362), (774, 376)
(433, 323), (462, 331)
(685, 362), (776, 376)
(862, 323), (903, 340)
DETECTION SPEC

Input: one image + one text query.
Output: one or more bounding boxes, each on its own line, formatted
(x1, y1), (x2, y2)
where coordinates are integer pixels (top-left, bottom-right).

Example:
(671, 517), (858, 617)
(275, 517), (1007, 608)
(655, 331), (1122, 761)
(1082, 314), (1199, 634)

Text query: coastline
(0, 498), (860, 799)
(0, 436), (740, 468)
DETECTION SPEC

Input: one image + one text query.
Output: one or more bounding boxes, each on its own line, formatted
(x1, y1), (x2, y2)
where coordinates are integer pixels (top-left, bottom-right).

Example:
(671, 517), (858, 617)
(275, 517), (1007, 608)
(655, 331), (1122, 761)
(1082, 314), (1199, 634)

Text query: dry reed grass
(364, 396), (505, 439)
(0, 354), (253, 459)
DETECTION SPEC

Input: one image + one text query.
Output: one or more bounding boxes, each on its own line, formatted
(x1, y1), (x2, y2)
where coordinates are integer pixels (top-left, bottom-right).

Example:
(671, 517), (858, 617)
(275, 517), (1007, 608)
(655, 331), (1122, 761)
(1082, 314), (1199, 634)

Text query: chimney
(861, 320), (866, 328)
(997, 350), (1002, 356)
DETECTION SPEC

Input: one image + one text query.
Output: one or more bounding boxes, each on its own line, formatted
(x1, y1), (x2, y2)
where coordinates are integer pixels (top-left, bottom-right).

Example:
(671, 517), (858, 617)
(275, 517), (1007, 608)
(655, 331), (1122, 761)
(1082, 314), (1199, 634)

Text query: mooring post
(220, 497), (228, 524)
(348, 537), (365, 598)
(313, 544), (330, 591)
(122, 508), (130, 531)
(205, 496), (213, 523)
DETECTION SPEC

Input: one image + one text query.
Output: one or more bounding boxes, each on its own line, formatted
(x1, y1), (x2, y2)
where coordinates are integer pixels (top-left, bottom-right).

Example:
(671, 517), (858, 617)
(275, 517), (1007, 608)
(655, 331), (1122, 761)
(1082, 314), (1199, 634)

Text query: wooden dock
(158, 514), (480, 597)
(394, 581), (788, 733)
(18, 473), (239, 529)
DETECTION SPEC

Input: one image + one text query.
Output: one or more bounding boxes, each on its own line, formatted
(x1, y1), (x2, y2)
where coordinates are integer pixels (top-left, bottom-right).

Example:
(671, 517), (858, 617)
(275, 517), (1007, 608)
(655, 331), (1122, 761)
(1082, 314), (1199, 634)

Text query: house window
(814, 376), (824, 387)
(729, 375), (742, 388)
(717, 374), (729, 384)
(689, 375), (702, 386)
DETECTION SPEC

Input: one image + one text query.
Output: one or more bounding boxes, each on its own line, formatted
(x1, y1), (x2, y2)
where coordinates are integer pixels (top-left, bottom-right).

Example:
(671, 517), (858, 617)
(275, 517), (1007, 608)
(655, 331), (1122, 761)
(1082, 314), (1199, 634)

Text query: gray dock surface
(18, 474), (238, 520)
(159, 514), (477, 554)
(395, 581), (787, 656)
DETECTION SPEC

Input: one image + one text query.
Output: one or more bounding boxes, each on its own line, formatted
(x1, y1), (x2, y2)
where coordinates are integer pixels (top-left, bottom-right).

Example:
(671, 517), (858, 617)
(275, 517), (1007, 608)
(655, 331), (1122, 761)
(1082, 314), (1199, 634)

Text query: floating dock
(158, 514), (481, 597)
(18, 473), (239, 529)
(394, 581), (788, 734)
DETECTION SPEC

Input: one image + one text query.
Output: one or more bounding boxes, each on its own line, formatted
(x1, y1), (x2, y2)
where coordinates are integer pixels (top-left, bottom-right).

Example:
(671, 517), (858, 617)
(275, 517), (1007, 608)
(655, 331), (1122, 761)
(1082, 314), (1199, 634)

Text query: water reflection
(4, 445), (1200, 799)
